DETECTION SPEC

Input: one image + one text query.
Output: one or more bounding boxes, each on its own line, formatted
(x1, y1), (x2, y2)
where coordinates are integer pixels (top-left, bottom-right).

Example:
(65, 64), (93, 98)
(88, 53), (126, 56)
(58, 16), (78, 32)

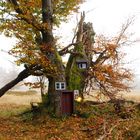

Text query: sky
(82, 0), (140, 87)
(84, 0), (140, 88)
(58, 0), (140, 76)
(0, 0), (140, 88)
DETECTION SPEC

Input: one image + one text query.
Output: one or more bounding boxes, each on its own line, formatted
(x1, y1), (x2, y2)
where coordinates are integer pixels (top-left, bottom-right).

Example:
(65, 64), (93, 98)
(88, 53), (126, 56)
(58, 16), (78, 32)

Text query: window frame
(55, 82), (66, 90)
(78, 62), (87, 69)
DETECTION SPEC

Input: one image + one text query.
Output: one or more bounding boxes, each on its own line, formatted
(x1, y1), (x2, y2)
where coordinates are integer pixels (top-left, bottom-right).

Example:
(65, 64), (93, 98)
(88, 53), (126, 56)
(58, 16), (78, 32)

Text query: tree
(24, 75), (48, 101)
(0, 0), (133, 115)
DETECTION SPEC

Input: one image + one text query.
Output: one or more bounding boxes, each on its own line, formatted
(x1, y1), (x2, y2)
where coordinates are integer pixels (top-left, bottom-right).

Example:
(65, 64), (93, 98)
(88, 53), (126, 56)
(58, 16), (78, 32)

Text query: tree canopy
(0, 0), (83, 74)
(0, 0), (134, 115)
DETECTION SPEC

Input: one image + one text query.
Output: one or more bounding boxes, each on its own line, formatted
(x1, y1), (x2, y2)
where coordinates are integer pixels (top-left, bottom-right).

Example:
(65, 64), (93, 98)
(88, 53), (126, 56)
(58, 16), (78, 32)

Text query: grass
(0, 104), (30, 118)
(0, 91), (140, 139)
(1, 101), (139, 139)
(6, 90), (38, 96)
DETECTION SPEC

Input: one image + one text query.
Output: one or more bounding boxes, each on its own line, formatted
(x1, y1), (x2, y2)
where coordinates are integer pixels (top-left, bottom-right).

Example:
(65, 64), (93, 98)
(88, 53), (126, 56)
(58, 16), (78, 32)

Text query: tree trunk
(0, 68), (30, 97)
(66, 13), (95, 99)
(41, 0), (66, 116)
(47, 77), (63, 116)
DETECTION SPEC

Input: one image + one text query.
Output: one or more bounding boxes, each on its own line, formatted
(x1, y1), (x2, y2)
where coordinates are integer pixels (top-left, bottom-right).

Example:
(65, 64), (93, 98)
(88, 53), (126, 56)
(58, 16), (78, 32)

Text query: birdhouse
(76, 60), (88, 69)
(55, 82), (66, 90)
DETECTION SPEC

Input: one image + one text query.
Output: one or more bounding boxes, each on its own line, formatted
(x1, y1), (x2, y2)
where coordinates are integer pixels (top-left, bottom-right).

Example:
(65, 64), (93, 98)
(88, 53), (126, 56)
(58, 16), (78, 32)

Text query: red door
(61, 91), (73, 115)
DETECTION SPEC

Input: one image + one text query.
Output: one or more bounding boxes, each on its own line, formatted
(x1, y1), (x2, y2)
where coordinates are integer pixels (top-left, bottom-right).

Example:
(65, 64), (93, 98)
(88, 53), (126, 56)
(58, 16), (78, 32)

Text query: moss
(76, 42), (85, 57)
(69, 73), (82, 90)
(67, 57), (85, 92)
(55, 51), (62, 62)
(66, 42), (88, 96)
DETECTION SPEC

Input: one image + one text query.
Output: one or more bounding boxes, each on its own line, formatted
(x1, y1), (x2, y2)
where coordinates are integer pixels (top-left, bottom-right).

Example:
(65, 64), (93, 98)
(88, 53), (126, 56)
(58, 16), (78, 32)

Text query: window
(55, 82), (66, 90)
(82, 63), (87, 69)
(56, 83), (60, 89)
(61, 83), (65, 89)
(78, 63), (87, 69)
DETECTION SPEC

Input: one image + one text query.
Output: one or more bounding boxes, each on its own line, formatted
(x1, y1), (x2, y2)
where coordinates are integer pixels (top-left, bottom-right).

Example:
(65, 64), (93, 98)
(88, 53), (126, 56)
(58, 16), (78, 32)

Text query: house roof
(76, 59), (88, 63)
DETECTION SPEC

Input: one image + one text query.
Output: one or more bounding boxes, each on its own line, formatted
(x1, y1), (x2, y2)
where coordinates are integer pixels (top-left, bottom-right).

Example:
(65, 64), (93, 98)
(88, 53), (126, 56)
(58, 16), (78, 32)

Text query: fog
(0, 65), (28, 91)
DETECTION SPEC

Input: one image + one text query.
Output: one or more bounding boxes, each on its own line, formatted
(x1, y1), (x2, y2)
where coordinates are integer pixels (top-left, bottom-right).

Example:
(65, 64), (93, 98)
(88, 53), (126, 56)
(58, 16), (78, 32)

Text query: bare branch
(115, 17), (135, 45)
(59, 42), (79, 55)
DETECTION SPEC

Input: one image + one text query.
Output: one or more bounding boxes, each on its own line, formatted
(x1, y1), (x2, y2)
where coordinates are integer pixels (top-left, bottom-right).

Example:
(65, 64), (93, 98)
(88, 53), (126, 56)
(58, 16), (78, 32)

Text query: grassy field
(0, 90), (140, 139)
(85, 90), (140, 103)
(121, 90), (140, 103)
(0, 90), (41, 106)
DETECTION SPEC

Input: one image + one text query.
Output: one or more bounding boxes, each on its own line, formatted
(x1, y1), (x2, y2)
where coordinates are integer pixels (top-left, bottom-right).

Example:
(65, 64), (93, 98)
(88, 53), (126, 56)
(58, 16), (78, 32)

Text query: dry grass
(0, 90), (41, 117)
(121, 90), (140, 102)
(1, 90), (139, 106)
(85, 90), (140, 103)
(0, 90), (41, 105)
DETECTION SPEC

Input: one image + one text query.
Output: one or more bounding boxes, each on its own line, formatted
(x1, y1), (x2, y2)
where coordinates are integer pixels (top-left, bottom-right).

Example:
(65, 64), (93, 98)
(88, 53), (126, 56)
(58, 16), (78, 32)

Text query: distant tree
(24, 75), (48, 101)
(0, 0), (133, 115)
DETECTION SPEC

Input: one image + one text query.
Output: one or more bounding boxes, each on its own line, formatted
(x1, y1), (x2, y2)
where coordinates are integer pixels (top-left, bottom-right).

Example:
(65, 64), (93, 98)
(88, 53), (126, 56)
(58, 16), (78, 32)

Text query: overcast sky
(0, 0), (140, 86)
(58, 0), (140, 74)
(83, 0), (140, 77)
